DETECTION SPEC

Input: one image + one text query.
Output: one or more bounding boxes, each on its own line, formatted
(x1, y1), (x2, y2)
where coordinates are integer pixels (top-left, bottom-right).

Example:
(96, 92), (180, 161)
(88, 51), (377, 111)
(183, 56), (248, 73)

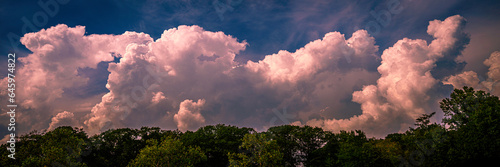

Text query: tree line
(1, 86), (499, 166)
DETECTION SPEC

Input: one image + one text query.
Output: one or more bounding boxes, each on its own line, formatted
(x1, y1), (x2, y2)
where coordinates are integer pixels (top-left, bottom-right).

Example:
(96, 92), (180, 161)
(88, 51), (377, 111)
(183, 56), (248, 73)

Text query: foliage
(228, 133), (283, 167)
(440, 86), (500, 165)
(0, 126), (88, 167)
(440, 86), (499, 130)
(266, 125), (327, 166)
(180, 124), (255, 166)
(334, 130), (392, 167)
(127, 138), (206, 167)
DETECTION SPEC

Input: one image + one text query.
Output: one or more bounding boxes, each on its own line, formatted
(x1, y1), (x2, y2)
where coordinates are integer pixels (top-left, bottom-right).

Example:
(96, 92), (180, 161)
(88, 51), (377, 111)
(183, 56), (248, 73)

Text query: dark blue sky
(2, 0), (499, 62)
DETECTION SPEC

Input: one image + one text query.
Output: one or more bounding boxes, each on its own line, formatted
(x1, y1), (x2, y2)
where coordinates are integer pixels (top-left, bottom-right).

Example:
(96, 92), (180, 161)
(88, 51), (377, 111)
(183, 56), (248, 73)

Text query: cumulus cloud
(84, 25), (249, 134)
(443, 71), (480, 89)
(48, 111), (78, 131)
(83, 25), (380, 134)
(17, 25), (152, 109)
(245, 30), (378, 83)
(174, 99), (206, 132)
(482, 51), (500, 95)
(0, 24), (152, 133)
(444, 51), (500, 96)
(151, 92), (166, 104)
(304, 15), (470, 137)
(3, 15), (482, 138)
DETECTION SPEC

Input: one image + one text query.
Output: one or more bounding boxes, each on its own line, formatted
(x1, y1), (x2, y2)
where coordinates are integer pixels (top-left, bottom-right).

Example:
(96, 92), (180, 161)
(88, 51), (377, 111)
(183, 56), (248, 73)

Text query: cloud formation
(80, 24), (381, 134)
(1, 24), (153, 133)
(174, 99), (206, 132)
(48, 111), (78, 131)
(17, 25), (152, 109)
(305, 15), (470, 137)
(444, 51), (500, 96)
(1, 15), (485, 138)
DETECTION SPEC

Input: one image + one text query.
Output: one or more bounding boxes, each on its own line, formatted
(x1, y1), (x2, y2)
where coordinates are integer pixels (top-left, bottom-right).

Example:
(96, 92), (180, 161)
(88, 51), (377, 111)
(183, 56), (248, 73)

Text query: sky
(0, 0), (499, 139)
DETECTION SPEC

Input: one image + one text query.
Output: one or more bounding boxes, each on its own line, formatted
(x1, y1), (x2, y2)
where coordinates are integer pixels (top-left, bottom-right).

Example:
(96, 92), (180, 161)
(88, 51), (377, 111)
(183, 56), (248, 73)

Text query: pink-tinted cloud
(83, 25), (380, 134)
(174, 99), (206, 132)
(84, 25), (248, 134)
(304, 15), (469, 137)
(444, 51), (500, 96)
(245, 30), (378, 83)
(2, 15), (484, 138)
(0, 24), (152, 133)
(443, 71), (480, 89)
(48, 111), (78, 131)
(484, 51), (500, 83)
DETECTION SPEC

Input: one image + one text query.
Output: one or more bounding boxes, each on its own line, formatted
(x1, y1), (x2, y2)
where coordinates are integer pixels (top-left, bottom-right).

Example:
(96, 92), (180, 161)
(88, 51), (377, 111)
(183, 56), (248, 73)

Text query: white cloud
(443, 71), (480, 89)
(48, 111), (78, 131)
(84, 25), (248, 134)
(304, 15), (470, 137)
(17, 24), (152, 109)
(484, 51), (500, 82)
(174, 99), (206, 132)
(3, 15), (481, 138)
(444, 51), (500, 96)
(0, 24), (153, 133)
(245, 30), (377, 84)
(151, 92), (166, 104)
(83, 25), (380, 134)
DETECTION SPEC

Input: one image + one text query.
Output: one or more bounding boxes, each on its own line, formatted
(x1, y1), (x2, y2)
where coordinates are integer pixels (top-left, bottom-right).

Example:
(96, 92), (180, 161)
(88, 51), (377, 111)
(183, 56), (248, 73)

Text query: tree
(440, 86), (500, 130)
(82, 127), (181, 166)
(334, 130), (390, 167)
(371, 137), (402, 165)
(306, 131), (339, 167)
(180, 124), (255, 166)
(0, 126), (89, 167)
(397, 113), (449, 167)
(83, 128), (144, 166)
(228, 133), (283, 167)
(128, 138), (206, 167)
(267, 125), (327, 166)
(439, 86), (500, 165)
(414, 112), (436, 129)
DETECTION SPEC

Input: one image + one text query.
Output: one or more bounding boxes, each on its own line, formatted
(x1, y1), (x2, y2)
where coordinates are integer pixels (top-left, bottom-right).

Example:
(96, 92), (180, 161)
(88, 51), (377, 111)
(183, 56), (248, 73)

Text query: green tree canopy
(128, 138), (206, 167)
(180, 124), (255, 166)
(228, 133), (283, 167)
(0, 126), (88, 167)
(266, 125), (327, 166)
(440, 86), (500, 165)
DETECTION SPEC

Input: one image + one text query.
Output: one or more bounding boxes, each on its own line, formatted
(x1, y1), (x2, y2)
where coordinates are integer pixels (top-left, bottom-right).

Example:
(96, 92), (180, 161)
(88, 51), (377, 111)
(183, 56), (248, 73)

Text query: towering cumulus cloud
(1, 15), (477, 137)
(84, 25), (380, 134)
(306, 15), (469, 137)
(84, 25), (248, 134)
(1, 25), (152, 133)
(48, 111), (78, 131)
(444, 51), (500, 96)
(174, 99), (206, 132)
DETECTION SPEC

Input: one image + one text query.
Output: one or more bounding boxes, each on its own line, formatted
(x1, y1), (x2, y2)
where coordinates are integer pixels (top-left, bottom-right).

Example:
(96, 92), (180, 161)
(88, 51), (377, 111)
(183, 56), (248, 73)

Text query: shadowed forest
(1, 86), (499, 167)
